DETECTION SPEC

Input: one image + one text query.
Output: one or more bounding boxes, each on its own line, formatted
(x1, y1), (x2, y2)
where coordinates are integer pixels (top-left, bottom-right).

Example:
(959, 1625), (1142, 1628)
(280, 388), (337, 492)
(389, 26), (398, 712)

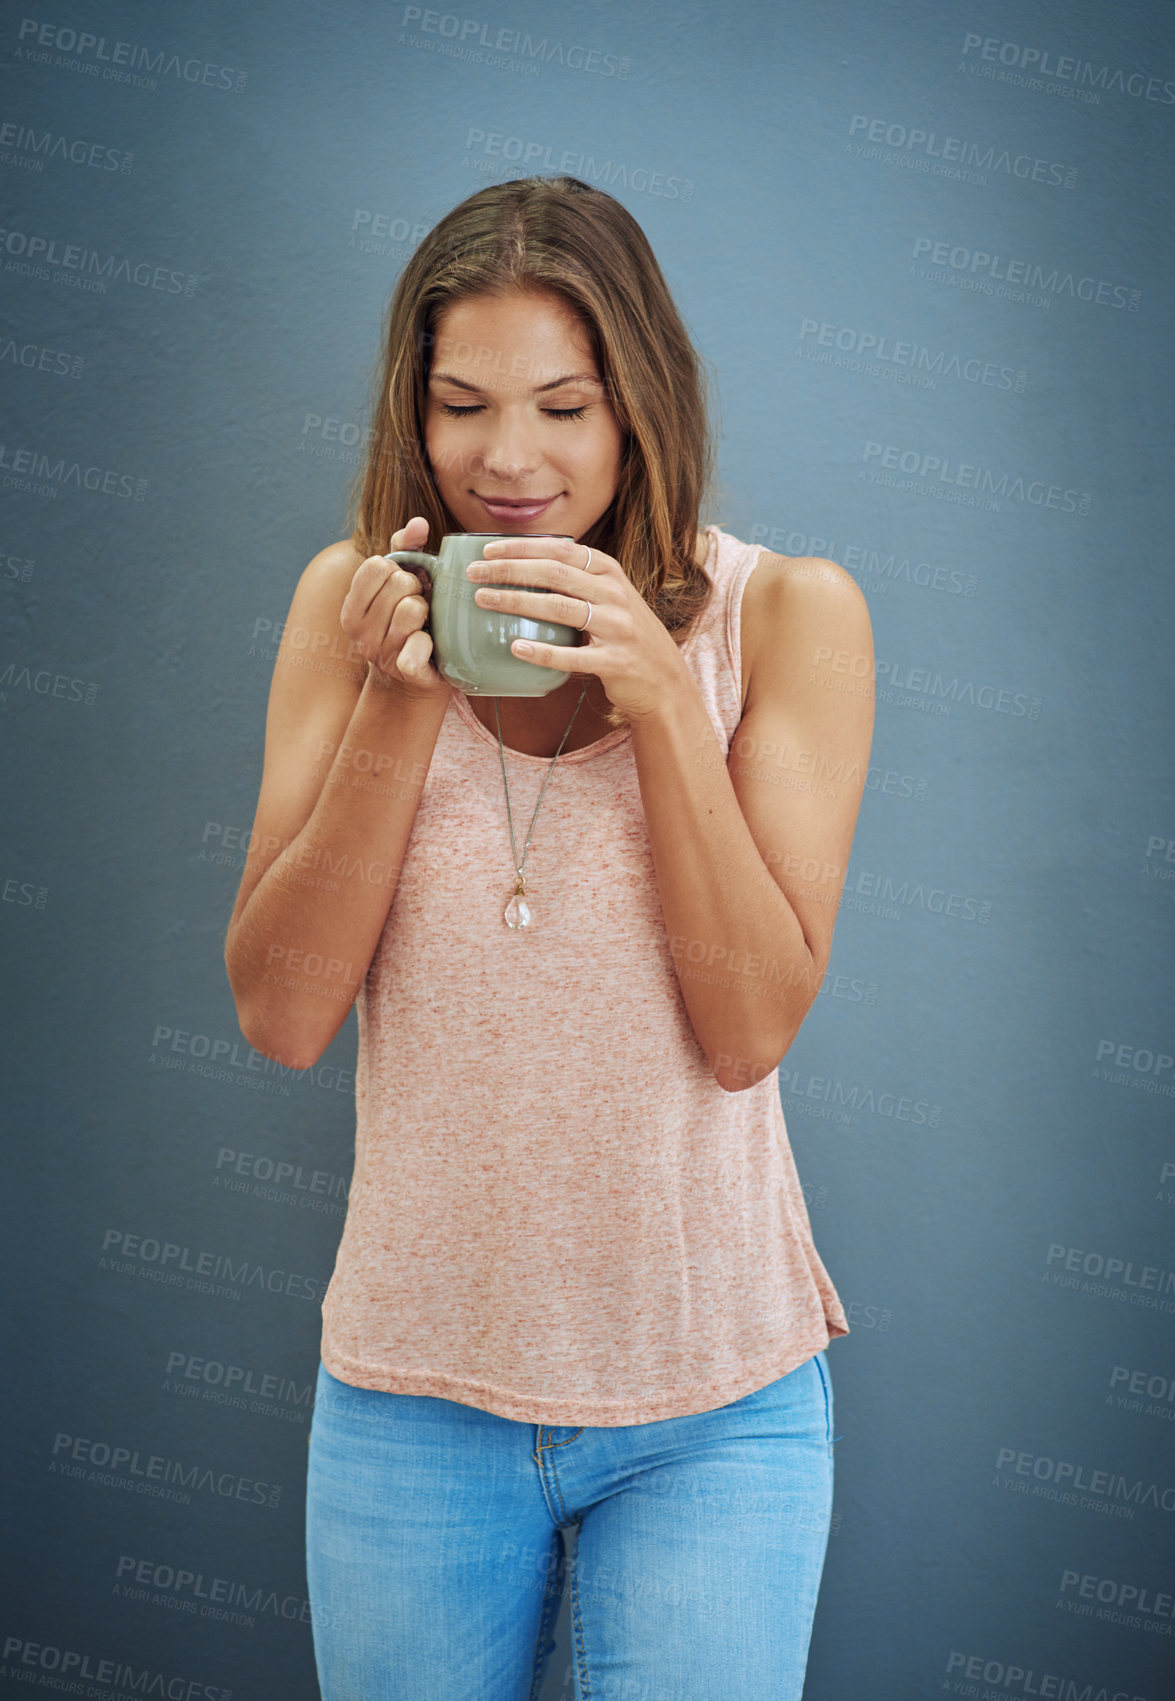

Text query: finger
(483, 535), (571, 555)
(396, 627), (435, 680)
(355, 585), (423, 665)
(340, 564), (385, 633)
(480, 548), (601, 592)
(391, 514), (429, 549)
(345, 555), (402, 614)
(472, 558), (561, 593)
(486, 536), (598, 570)
(347, 561), (421, 631)
(378, 566), (426, 616)
(344, 584), (418, 669)
(476, 586), (589, 628)
(388, 587), (429, 638)
(511, 637), (589, 669)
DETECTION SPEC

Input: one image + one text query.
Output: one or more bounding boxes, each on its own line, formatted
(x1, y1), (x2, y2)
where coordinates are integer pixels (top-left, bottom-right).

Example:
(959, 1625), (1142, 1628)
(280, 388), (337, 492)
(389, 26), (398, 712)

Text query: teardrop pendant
(505, 873), (531, 929)
(504, 892), (532, 929)
(493, 688), (586, 934)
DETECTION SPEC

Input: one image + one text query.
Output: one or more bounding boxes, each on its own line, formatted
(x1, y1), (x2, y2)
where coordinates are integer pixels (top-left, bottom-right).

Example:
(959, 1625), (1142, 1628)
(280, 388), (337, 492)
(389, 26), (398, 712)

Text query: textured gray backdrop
(3, 1), (1174, 1697)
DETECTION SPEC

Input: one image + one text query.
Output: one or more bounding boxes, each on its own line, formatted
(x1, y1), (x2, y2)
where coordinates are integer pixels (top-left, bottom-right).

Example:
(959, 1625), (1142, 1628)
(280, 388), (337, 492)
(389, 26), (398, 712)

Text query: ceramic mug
(383, 532), (580, 696)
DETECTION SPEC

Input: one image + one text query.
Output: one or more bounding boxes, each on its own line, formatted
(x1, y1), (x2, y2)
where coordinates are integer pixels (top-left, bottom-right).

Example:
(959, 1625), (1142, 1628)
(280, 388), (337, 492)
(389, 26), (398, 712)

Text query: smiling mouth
(474, 494), (560, 505)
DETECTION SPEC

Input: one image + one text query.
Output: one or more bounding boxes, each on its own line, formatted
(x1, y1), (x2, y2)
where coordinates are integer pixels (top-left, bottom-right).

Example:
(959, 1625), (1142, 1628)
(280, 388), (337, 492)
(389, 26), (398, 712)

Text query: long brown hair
(349, 176), (718, 719)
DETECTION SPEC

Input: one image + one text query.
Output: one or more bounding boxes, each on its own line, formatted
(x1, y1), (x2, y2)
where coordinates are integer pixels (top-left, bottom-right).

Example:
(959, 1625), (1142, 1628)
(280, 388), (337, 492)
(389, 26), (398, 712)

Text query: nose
(472, 408), (542, 485)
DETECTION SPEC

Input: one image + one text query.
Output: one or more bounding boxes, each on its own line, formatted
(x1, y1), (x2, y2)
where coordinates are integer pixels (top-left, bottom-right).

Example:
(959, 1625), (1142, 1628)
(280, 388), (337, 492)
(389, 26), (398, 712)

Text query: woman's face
(423, 286), (624, 541)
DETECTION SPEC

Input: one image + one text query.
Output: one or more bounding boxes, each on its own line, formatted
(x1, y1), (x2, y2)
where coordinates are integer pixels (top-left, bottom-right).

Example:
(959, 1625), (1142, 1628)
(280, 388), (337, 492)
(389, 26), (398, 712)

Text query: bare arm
(224, 518), (452, 1069)
(628, 554), (875, 1091)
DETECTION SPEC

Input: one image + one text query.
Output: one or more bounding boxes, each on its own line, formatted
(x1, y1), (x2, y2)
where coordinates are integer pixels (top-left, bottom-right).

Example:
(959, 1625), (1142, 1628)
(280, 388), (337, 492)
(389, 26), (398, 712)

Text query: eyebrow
(429, 371), (602, 395)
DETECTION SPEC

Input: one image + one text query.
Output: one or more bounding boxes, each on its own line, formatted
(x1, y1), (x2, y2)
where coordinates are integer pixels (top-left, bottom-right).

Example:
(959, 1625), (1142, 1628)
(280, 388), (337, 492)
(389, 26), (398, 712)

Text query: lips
(474, 493), (559, 523)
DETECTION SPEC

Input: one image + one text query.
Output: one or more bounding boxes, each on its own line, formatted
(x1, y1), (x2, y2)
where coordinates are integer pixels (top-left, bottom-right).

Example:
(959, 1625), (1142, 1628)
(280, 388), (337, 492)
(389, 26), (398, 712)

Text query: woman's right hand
(340, 516), (452, 702)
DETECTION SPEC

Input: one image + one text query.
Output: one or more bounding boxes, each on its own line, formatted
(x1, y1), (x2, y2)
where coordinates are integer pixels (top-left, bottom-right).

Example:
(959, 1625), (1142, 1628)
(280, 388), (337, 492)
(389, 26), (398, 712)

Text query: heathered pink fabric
(320, 525), (850, 1425)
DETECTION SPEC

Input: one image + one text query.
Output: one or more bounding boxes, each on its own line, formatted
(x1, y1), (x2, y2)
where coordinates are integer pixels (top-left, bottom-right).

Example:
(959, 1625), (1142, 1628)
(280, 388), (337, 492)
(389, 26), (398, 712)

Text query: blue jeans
(306, 1352), (835, 1700)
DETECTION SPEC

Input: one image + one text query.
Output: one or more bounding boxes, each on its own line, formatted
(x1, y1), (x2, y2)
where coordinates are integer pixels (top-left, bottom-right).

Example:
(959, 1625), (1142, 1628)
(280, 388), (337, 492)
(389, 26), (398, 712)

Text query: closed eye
(439, 403), (590, 421)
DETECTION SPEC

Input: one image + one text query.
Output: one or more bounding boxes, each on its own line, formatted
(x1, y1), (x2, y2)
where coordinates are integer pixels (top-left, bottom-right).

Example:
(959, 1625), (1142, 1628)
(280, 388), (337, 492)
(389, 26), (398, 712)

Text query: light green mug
(383, 532), (580, 697)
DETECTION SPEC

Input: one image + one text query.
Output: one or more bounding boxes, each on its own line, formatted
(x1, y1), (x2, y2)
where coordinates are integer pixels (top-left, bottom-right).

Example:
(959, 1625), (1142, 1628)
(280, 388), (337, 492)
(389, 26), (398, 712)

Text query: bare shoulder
(297, 536), (367, 606)
(278, 537), (368, 664)
(745, 548), (867, 617)
(742, 549), (872, 707)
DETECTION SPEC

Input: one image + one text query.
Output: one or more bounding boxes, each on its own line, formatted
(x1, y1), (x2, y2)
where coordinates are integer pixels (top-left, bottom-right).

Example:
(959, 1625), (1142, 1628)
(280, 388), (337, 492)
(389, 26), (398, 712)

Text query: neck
(502, 670), (606, 720)
(470, 673), (611, 758)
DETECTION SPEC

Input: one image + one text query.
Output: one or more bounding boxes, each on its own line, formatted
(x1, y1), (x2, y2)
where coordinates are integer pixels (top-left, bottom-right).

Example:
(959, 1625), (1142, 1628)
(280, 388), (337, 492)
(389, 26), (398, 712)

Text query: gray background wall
(3, 1), (1173, 1696)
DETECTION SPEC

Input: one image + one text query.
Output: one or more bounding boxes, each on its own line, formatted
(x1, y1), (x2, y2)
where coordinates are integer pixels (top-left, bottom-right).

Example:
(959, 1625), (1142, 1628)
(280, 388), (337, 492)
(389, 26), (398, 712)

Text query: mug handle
(384, 549), (438, 585)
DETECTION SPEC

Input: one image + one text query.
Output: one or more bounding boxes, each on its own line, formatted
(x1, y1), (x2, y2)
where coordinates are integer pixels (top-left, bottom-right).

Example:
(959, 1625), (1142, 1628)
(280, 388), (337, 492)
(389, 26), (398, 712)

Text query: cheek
(574, 426), (617, 476)
(426, 422), (462, 480)
(594, 430), (623, 489)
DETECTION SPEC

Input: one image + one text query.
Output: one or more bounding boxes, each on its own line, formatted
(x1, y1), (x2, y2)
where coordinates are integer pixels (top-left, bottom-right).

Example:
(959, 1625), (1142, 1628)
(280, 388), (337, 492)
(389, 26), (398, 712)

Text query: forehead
(429, 288), (599, 390)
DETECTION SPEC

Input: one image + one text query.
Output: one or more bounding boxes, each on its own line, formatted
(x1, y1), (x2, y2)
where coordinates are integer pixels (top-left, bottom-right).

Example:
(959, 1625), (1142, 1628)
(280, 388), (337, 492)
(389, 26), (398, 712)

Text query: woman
(225, 175), (874, 1700)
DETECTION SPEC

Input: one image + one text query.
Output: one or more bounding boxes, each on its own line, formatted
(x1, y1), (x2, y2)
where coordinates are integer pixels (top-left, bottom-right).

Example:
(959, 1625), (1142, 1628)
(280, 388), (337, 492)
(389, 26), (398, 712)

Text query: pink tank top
(320, 524), (850, 1425)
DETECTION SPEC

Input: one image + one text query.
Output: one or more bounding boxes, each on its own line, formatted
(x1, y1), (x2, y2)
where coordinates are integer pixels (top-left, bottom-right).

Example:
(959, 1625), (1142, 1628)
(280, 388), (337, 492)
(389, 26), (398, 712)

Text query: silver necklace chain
(494, 685), (589, 928)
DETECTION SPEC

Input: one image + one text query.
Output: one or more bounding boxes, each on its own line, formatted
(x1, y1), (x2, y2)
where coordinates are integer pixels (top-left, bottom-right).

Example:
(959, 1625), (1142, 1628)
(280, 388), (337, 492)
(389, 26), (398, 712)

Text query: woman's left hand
(468, 536), (689, 719)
